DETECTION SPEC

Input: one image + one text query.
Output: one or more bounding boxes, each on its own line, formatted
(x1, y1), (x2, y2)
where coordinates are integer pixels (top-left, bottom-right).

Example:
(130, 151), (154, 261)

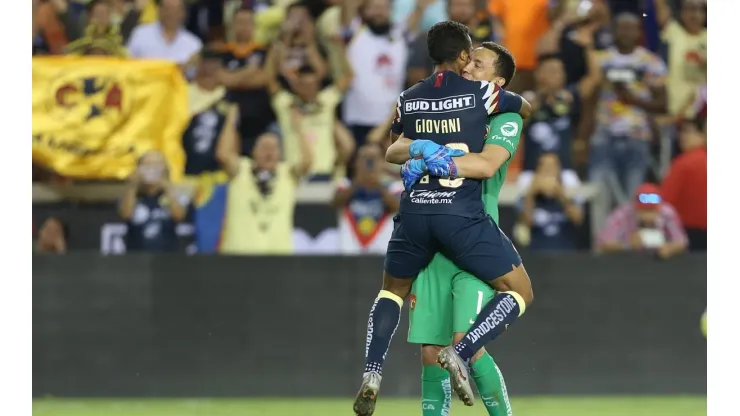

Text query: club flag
(32, 56), (189, 181)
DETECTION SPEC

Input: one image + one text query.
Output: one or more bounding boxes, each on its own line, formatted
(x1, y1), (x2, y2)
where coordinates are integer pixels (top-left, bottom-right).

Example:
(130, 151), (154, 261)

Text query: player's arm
(453, 113), (523, 179)
(480, 81), (533, 120)
(386, 134), (413, 165)
(385, 94), (408, 162)
(499, 89), (532, 119)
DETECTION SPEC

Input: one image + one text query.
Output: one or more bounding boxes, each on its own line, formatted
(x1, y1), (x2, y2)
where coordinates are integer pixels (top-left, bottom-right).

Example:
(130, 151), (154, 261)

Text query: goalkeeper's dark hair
(479, 41), (517, 89)
(427, 21), (472, 65)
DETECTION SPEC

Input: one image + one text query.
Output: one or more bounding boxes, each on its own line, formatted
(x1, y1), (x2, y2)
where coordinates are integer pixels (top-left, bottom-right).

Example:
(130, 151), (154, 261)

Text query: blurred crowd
(32, 0), (707, 257)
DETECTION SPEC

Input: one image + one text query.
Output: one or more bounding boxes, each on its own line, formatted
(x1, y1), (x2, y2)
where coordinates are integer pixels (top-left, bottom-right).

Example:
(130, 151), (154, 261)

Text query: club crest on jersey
(410, 294), (417, 309)
(500, 121), (518, 137)
(405, 94), (476, 114)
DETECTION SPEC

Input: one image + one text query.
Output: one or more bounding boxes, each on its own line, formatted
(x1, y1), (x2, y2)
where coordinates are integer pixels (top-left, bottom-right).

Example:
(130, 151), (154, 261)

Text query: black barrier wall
(33, 254), (706, 397)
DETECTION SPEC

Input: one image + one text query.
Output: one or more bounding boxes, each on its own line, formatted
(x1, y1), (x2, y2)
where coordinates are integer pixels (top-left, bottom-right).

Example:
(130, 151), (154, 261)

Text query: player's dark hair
(479, 41), (516, 89)
(427, 21), (472, 65)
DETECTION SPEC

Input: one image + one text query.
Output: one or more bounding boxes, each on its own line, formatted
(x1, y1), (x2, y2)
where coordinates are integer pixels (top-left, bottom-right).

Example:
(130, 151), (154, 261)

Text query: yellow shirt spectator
(220, 158), (297, 254)
(662, 21), (706, 116)
(272, 86), (342, 177)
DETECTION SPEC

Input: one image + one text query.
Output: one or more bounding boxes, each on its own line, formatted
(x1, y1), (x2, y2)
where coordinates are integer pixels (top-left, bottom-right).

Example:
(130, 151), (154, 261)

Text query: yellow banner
(32, 57), (189, 181)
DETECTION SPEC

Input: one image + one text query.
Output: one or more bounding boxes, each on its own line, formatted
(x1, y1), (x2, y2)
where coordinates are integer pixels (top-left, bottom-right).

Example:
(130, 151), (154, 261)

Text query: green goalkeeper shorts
(408, 253), (496, 346)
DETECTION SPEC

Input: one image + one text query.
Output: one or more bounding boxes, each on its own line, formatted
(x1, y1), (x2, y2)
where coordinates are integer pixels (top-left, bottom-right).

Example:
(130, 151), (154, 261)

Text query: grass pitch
(33, 397), (706, 416)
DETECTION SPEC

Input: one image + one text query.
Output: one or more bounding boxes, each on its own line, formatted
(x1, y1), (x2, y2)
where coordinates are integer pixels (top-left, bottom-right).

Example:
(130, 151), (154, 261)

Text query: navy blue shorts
(384, 213), (522, 281)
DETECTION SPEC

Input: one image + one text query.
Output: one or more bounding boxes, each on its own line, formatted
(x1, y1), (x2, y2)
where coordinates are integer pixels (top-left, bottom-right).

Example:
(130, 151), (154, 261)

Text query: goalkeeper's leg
(454, 334), (512, 416)
(420, 345), (453, 416)
(450, 272), (514, 415)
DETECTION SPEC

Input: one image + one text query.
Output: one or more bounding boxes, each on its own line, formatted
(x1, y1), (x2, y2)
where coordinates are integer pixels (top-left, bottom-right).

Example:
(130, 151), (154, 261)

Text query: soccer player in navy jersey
(353, 22), (534, 416)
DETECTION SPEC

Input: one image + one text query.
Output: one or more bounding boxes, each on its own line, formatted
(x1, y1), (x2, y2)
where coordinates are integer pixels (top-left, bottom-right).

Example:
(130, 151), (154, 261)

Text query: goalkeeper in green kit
(387, 42), (529, 416)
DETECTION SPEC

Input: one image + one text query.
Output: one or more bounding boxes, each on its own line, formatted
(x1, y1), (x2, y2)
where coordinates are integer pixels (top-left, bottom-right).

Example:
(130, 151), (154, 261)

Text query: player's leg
(409, 254), (456, 416)
(446, 218), (534, 361)
(452, 272), (513, 416)
(420, 345), (453, 416)
(433, 216), (533, 403)
(354, 214), (436, 416)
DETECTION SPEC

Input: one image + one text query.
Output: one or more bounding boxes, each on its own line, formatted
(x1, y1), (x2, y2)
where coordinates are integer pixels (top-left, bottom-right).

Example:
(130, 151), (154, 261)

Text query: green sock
(421, 364), (452, 416)
(471, 352), (513, 416)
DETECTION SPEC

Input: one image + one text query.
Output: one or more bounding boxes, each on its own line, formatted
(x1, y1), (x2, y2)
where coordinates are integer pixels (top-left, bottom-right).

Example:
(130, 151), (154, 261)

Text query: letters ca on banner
(31, 57), (190, 180)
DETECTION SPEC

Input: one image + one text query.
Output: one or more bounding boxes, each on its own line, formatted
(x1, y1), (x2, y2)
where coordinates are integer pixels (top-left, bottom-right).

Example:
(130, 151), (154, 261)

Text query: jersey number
(418, 143), (469, 188)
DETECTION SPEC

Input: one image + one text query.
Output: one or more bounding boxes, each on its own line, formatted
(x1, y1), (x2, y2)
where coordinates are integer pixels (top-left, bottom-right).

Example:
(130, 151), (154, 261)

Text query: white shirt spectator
(343, 20), (409, 127)
(127, 23), (202, 64)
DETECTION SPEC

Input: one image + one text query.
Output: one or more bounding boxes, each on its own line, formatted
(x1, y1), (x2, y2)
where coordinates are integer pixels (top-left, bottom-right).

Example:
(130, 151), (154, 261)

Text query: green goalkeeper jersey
(481, 112), (523, 222)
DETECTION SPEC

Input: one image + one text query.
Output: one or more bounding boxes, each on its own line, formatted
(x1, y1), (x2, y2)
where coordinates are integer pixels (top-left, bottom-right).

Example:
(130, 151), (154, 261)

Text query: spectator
(538, 0), (612, 170)
(675, 81), (707, 126)
(597, 183), (688, 259)
(217, 123), (312, 254)
(35, 217), (68, 254)
(35, 0), (77, 54)
(70, 0), (148, 44)
(66, 1), (130, 57)
(185, 0), (226, 43)
(332, 144), (402, 254)
(340, 0), (426, 145)
(266, 39), (352, 179)
(392, 0), (446, 32)
(119, 151), (187, 252)
(80, 0), (111, 34)
(217, 7), (273, 157)
(272, 3), (328, 86)
(539, 0), (613, 86)
(488, 0), (553, 92)
(127, 0), (203, 66)
(407, 0), (495, 86)
(66, 23), (127, 56)
(590, 13), (667, 207)
(661, 117), (706, 251)
(518, 53), (599, 185)
(182, 49), (238, 176)
(313, 0), (346, 81)
(33, 0), (52, 55)
(655, 0), (706, 118)
(517, 153), (584, 251)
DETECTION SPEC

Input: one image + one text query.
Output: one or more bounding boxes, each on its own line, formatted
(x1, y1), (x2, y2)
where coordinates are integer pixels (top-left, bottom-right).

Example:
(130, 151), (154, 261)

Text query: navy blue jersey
(391, 71), (501, 218)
